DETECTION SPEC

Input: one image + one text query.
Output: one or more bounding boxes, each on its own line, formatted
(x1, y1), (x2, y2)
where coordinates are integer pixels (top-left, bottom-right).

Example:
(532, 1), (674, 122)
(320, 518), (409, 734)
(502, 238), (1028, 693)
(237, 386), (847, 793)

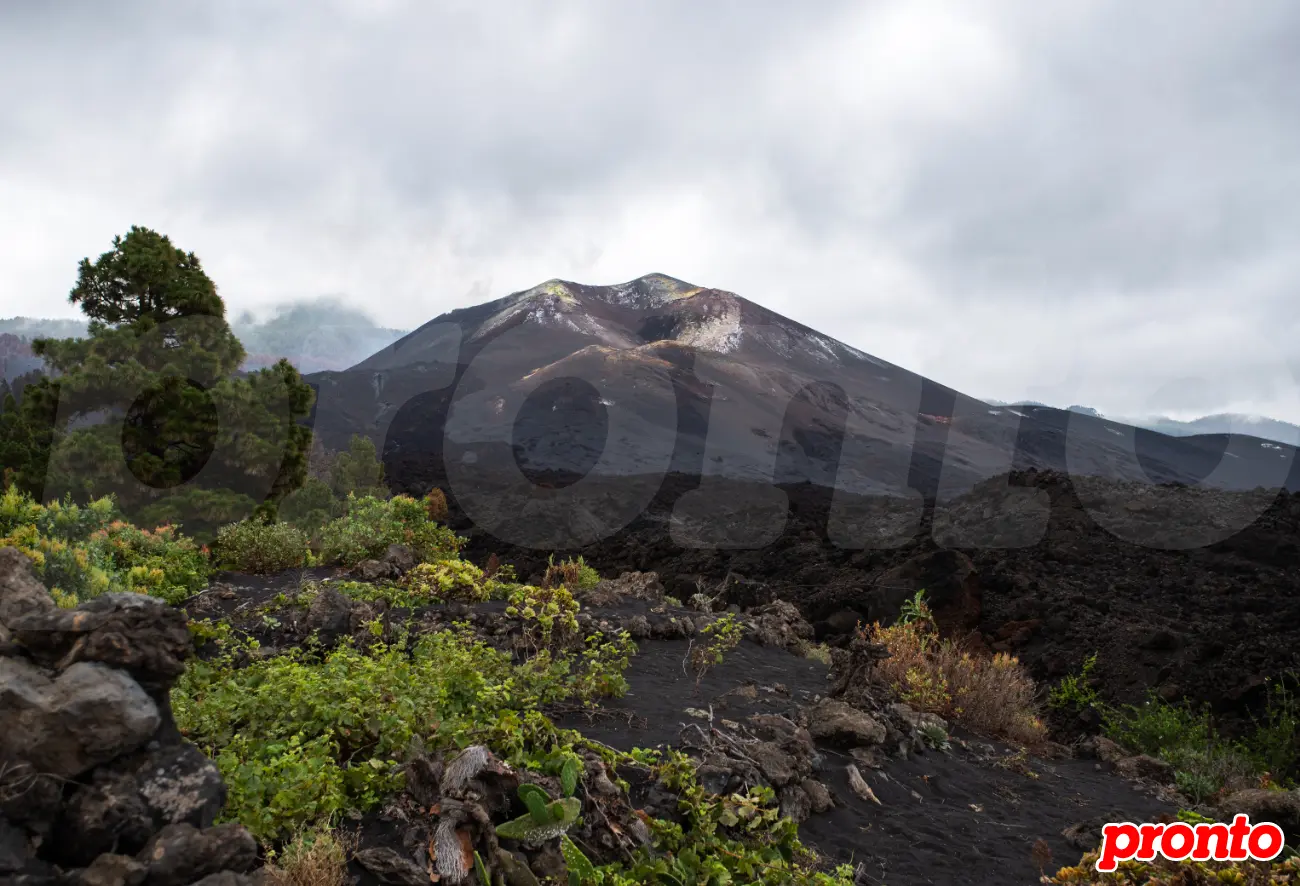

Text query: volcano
(303, 274), (1300, 509)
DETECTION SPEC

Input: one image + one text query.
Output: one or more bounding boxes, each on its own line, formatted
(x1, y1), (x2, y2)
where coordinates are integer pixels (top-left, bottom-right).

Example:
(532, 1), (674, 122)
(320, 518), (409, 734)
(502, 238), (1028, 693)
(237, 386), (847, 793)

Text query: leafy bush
(1103, 694), (1274, 799)
(864, 600), (1045, 745)
(1048, 651), (1103, 714)
(506, 583), (580, 648)
(0, 485), (116, 542)
(2, 490), (209, 605)
(404, 560), (495, 603)
(173, 621), (636, 842)
(211, 519), (310, 574)
(86, 521), (210, 604)
(316, 494), (460, 566)
(689, 613), (744, 684)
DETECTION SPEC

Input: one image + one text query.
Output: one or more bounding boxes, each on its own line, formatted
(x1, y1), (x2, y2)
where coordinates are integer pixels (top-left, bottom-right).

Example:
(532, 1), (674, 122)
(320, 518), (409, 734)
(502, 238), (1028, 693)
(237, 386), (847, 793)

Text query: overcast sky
(3, 1), (1299, 422)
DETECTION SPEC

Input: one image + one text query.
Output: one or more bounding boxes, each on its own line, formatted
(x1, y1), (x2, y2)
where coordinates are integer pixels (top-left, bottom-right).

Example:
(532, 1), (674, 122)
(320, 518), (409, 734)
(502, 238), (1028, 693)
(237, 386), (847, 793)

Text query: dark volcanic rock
(0, 547), (264, 883)
(10, 593), (192, 687)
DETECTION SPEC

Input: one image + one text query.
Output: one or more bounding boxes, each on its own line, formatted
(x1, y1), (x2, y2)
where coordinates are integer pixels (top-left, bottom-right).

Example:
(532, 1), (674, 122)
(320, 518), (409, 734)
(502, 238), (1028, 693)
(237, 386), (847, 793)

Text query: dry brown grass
(542, 558), (582, 590)
(864, 610), (1046, 746)
(263, 829), (352, 886)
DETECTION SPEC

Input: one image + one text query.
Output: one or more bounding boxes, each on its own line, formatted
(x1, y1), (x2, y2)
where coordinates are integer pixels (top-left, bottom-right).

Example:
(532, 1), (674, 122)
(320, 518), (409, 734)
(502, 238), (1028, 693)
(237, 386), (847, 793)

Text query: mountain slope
(306, 275), (1300, 500)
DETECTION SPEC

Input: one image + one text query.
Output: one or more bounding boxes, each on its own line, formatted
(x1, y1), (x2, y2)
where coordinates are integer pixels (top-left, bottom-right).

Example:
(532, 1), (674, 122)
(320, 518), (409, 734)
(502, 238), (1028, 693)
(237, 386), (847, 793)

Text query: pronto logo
(1097, 815), (1286, 872)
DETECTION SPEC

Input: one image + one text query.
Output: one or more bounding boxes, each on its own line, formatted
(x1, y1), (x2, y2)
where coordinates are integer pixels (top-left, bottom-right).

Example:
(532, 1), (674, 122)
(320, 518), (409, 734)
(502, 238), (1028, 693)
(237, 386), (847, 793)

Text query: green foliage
(601, 749), (857, 885)
(277, 476), (336, 536)
(210, 519), (310, 574)
(86, 519), (210, 604)
(1103, 691), (1281, 800)
(0, 488), (209, 604)
(22, 227), (315, 537)
(561, 834), (597, 885)
(918, 722), (951, 753)
(543, 554), (601, 591)
(495, 788), (582, 842)
(328, 435), (388, 500)
(506, 583), (581, 648)
(403, 560), (497, 604)
(1048, 652), (1102, 713)
(560, 756), (581, 798)
(1246, 673), (1300, 784)
(316, 494), (461, 567)
(689, 614), (744, 684)
(172, 620), (634, 843)
(896, 589), (931, 626)
(568, 632), (635, 704)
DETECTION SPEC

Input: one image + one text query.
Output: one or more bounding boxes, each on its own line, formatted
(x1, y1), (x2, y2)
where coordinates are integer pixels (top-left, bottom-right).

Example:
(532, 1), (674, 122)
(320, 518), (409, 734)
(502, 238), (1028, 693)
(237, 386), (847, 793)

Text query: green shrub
(316, 494), (460, 567)
(1247, 673), (1300, 785)
(0, 491), (210, 605)
(173, 623), (632, 843)
(689, 613), (744, 683)
(404, 560), (495, 603)
(278, 477), (336, 536)
(506, 583), (580, 648)
(1103, 692), (1268, 800)
(1048, 652), (1102, 713)
(211, 520), (310, 574)
(0, 485), (117, 542)
(85, 521), (210, 604)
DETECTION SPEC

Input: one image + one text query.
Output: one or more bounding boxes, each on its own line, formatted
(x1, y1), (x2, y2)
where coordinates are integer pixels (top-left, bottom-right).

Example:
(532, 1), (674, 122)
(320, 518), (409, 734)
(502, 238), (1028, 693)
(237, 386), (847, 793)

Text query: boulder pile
(0, 547), (262, 886)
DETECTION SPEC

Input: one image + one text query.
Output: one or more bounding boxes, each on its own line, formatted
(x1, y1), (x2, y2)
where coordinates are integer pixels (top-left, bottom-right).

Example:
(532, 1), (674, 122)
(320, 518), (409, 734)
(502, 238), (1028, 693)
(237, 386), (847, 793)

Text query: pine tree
(15, 226), (316, 537)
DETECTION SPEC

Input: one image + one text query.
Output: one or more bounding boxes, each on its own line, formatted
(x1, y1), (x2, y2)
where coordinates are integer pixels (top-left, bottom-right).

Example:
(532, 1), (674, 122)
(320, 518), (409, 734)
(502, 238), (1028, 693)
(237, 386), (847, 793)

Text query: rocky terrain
(389, 467), (1300, 741)
(0, 548), (262, 886)
(4, 512), (1299, 885)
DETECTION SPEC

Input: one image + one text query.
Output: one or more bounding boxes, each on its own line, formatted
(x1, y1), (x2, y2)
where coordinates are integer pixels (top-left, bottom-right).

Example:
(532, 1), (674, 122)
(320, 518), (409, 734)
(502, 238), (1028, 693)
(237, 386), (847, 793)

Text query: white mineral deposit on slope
(673, 298), (743, 354)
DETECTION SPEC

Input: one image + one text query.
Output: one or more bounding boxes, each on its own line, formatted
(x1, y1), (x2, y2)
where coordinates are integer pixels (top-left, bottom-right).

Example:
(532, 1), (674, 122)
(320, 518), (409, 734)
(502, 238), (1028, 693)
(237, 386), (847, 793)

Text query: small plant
(263, 828), (352, 886)
(897, 589), (932, 626)
(495, 783), (582, 843)
(918, 722), (951, 753)
(1048, 652), (1103, 713)
(542, 554), (600, 591)
(506, 583), (580, 648)
(689, 614), (744, 685)
(211, 519), (309, 575)
(805, 644), (834, 666)
(1247, 673), (1300, 786)
(567, 632), (636, 704)
(424, 487), (448, 523)
(863, 618), (1045, 745)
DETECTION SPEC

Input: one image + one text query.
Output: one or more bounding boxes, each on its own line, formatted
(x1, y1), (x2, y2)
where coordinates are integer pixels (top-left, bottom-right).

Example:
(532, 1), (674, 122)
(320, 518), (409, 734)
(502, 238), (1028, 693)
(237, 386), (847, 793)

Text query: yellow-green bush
(0, 488), (208, 604)
(316, 494), (460, 566)
(404, 559), (496, 603)
(506, 583), (580, 647)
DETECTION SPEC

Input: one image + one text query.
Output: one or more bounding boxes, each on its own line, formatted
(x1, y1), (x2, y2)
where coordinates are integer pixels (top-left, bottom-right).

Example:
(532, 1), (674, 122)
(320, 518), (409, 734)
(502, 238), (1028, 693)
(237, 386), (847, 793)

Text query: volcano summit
(306, 275), (1299, 504)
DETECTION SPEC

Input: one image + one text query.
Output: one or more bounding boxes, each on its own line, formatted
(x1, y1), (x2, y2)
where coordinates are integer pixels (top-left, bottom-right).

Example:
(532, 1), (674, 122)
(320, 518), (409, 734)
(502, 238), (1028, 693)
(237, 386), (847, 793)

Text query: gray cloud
(2, 0), (1299, 421)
